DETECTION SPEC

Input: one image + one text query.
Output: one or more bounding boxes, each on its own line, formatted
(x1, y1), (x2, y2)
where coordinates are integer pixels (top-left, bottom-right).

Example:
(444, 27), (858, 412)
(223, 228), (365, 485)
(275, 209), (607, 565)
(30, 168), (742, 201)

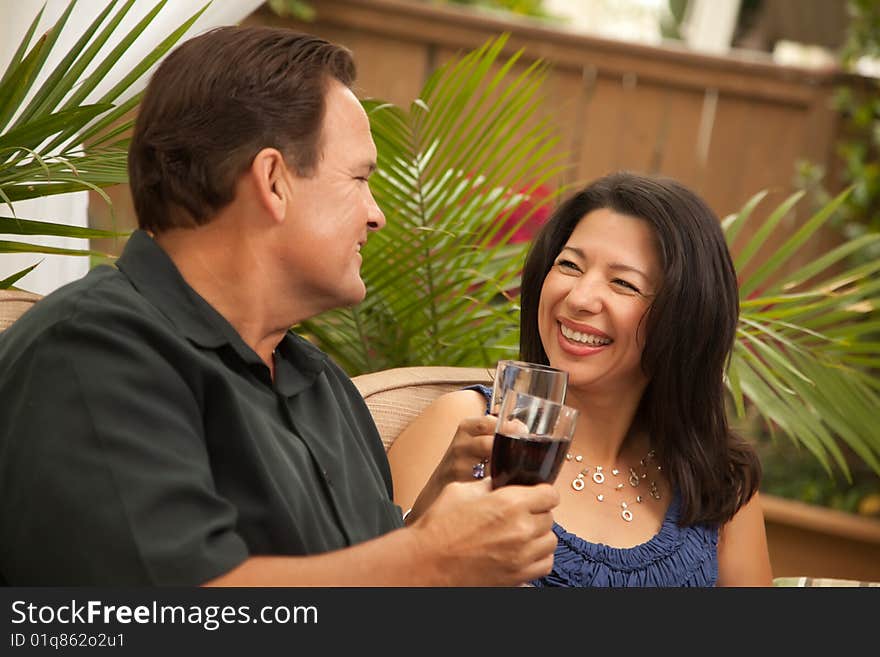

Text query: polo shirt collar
(114, 231), (325, 396)
(116, 230), (229, 349)
(274, 332), (328, 396)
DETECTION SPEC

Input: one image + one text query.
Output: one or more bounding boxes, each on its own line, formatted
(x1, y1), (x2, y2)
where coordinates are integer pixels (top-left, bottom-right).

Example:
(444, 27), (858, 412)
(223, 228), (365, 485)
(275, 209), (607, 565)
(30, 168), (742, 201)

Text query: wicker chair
(0, 289), (40, 332)
(351, 365), (491, 451)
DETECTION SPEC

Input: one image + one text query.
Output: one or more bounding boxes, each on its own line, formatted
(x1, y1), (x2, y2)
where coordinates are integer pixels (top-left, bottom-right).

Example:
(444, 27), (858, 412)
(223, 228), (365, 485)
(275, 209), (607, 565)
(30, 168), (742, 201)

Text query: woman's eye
(612, 278), (641, 293)
(555, 259), (580, 272)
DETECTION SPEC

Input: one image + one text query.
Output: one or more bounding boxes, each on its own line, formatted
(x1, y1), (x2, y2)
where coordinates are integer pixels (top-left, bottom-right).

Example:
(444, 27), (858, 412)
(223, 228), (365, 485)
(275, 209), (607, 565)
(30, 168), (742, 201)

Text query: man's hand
(408, 478), (559, 586)
(203, 477), (559, 587)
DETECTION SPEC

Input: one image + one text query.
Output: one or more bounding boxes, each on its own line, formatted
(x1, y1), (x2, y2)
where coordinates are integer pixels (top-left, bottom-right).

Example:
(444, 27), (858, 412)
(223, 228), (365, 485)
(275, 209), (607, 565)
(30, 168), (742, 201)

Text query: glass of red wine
(490, 360), (568, 415)
(490, 391), (578, 489)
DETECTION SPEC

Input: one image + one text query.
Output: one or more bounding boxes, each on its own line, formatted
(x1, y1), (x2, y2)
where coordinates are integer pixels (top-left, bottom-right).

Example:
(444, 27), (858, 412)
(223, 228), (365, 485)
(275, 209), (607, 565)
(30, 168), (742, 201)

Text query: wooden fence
(245, 0), (865, 274)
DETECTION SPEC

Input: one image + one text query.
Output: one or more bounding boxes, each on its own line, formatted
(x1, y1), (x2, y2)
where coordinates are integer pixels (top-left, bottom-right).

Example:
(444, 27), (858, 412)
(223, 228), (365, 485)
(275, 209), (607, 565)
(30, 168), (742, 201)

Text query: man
(0, 26), (558, 585)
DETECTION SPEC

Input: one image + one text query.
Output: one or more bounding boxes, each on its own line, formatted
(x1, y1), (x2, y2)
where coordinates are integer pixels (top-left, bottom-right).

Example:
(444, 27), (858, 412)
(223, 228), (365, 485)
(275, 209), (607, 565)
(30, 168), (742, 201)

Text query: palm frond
(301, 34), (567, 373)
(0, 240), (109, 258)
(0, 216), (125, 240)
(0, 262), (41, 289)
(0, 0), (207, 275)
(728, 188), (880, 478)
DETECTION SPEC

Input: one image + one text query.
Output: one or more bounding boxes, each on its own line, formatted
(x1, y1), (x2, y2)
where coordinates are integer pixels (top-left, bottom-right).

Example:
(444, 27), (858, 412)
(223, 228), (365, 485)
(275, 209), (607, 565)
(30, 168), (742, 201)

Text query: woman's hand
(405, 415), (496, 524)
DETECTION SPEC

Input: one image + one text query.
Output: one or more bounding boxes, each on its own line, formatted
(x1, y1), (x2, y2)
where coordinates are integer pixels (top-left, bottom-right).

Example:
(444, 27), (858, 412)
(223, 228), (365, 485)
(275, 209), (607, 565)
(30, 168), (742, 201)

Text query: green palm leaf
(729, 188), (880, 479)
(301, 34), (567, 373)
(0, 262), (41, 289)
(0, 5), (46, 90)
(0, 216), (124, 240)
(0, 104), (114, 154)
(9, 1), (125, 132)
(0, 0), (208, 279)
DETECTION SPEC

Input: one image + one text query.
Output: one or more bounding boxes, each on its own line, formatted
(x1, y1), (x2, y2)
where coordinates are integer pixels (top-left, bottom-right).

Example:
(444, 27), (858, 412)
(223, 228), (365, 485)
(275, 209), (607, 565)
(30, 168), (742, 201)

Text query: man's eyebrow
(558, 246), (649, 279)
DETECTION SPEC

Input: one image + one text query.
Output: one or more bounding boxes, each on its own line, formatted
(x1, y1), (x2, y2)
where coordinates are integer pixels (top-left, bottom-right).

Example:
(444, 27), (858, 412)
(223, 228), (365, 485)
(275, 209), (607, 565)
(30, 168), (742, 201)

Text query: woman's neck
(564, 384), (648, 465)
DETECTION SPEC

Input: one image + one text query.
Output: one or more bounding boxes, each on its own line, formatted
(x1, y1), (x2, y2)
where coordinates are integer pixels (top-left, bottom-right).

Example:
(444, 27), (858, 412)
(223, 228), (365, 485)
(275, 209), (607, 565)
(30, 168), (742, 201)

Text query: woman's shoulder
(389, 388), (488, 455)
(427, 387), (490, 417)
(460, 383), (492, 407)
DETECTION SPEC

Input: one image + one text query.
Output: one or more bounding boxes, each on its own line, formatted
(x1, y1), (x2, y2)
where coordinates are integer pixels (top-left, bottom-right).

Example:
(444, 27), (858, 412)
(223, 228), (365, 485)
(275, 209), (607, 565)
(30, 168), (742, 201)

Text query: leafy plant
(725, 187), (880, 481)
(757, 433), (880, 516)
(265, 0), (315, 21)
(0, 0), (209, 288)
(300, 34), (567, 373)
(832, 0), (880, 234)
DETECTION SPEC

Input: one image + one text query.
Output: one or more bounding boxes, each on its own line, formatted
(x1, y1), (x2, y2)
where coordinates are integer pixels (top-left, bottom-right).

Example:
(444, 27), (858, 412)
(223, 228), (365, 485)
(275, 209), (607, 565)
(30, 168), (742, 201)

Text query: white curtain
(0, 0), (265, 294)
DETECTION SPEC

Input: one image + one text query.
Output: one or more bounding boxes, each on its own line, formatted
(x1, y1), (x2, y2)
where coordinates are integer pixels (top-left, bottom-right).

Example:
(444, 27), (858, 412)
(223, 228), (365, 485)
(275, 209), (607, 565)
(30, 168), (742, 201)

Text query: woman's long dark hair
(520, 172), (760, 526)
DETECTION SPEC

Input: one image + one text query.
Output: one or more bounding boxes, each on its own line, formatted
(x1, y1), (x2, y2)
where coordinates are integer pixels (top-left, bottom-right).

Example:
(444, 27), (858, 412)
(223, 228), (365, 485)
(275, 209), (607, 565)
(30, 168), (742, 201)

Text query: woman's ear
(250, 147), (289, 223)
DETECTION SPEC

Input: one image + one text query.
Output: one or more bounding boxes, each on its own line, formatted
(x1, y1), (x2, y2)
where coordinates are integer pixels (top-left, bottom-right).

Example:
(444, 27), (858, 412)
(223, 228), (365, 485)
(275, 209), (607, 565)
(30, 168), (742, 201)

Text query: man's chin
(312, 279), (367, 315)
(341, 281), (368, 307)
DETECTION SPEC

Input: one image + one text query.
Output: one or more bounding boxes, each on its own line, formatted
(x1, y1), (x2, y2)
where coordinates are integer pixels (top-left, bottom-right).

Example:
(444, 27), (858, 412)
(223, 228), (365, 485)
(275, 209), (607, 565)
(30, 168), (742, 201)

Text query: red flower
(489, 182), (554, 245)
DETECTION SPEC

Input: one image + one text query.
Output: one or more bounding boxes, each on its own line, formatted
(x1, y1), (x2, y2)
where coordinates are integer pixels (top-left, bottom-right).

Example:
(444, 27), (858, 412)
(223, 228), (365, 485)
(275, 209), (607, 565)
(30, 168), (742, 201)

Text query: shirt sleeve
(461, 384), (492, 414)
(0, 313), (249, 585)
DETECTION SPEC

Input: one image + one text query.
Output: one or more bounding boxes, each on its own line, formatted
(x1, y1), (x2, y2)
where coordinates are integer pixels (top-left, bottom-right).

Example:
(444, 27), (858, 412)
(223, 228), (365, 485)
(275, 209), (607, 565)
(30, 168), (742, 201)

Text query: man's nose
(367, 192), (385, 231)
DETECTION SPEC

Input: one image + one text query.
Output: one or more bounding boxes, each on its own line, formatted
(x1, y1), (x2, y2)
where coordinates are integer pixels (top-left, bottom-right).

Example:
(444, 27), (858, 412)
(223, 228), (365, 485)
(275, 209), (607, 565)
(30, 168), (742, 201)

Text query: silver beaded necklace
(565, 449), (662, 522)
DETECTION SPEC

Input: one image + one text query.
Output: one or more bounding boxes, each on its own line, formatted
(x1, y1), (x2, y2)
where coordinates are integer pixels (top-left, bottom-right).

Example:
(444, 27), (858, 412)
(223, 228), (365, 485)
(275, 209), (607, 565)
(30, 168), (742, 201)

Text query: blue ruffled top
(465, 384), (719, 587)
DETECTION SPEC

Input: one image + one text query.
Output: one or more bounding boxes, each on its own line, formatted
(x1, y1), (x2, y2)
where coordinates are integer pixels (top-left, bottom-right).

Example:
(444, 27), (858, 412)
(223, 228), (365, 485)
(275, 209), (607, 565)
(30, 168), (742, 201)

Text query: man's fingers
(530, 509), (555, 536)
(521, 551), (556, 582)
(496, 483), (560, 513)
(456, 477), (492, 495)
(520, 527), (558, 562)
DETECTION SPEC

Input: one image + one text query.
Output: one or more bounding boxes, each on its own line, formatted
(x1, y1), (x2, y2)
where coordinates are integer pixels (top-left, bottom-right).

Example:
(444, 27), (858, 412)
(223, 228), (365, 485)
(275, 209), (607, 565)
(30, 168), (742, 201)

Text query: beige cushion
(351, 365), (492, 451)
(0, 289), (41, 332)
(773, 576), (879, 587)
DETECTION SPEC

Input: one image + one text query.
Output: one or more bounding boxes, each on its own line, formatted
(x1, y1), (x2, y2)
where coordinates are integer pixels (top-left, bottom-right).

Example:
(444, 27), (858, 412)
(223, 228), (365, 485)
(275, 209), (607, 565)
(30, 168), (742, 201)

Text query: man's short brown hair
(128, 26), (356, 233)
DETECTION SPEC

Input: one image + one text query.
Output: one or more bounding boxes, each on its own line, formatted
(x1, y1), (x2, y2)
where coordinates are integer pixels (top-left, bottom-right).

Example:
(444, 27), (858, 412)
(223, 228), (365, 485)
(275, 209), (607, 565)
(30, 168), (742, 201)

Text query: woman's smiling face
(538, 207), (662, 394)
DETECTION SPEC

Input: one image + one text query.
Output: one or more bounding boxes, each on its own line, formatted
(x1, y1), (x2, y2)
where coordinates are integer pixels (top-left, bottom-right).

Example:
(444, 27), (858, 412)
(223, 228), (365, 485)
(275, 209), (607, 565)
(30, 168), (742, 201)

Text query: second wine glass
(490, 359), (568, 414)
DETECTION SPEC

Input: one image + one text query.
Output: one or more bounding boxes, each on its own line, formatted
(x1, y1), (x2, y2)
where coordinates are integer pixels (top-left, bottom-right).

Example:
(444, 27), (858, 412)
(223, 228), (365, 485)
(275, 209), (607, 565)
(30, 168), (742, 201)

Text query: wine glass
(490, 391), (578, 488)
(490, 360), (568, 415)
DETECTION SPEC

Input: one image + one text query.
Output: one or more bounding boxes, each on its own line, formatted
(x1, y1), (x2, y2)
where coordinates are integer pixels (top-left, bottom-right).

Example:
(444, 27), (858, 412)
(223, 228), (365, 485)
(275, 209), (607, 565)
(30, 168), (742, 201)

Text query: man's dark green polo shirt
(0, 230), (403, 585)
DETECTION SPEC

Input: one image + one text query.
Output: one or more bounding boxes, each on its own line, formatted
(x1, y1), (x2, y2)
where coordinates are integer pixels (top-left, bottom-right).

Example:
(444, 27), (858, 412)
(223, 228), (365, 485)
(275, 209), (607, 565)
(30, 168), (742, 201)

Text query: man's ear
(250, 148), (290, 223)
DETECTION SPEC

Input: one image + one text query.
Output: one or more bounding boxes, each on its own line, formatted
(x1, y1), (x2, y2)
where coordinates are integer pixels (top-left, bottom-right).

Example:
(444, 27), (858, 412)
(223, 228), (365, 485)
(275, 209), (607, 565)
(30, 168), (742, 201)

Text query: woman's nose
(566, 277), (604, 314)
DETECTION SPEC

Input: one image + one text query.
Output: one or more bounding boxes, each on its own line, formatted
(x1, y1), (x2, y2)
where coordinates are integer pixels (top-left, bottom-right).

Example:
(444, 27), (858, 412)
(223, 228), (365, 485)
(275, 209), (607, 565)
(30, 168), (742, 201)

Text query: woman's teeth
(560, 324), (611, 347)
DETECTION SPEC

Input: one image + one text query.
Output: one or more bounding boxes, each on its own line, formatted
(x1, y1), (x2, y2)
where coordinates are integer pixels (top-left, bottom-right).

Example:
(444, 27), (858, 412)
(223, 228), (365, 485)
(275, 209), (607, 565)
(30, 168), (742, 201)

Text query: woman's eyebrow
(558, 246), (583, 258)
(609, 263), (649, 280)
(560, 246), (649, 280)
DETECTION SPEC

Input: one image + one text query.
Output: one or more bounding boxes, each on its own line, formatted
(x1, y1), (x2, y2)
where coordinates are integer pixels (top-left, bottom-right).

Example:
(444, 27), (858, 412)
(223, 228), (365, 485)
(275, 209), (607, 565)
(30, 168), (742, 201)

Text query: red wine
(490, 432), (570, 488)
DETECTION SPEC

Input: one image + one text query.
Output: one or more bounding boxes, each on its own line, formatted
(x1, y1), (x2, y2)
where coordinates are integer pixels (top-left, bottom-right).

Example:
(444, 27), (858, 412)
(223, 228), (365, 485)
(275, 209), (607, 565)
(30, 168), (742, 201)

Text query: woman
(387, 172), (773, 586)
